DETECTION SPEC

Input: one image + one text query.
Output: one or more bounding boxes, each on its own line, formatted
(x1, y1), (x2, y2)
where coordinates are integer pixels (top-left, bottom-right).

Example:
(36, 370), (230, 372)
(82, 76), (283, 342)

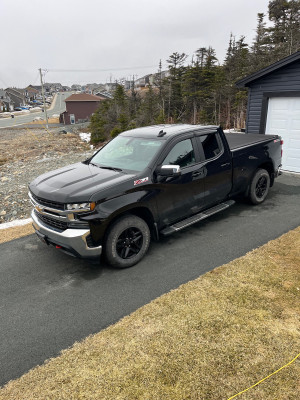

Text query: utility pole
(39, 68), (49, 129)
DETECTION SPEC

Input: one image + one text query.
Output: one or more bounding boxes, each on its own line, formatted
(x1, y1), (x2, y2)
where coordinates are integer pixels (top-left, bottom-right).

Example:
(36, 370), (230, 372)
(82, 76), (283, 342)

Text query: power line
(46, 65), (158, 73)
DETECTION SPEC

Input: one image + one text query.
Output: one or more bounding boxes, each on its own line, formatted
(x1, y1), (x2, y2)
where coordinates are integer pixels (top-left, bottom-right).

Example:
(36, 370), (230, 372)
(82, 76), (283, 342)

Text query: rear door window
(198, 133), (222, 160)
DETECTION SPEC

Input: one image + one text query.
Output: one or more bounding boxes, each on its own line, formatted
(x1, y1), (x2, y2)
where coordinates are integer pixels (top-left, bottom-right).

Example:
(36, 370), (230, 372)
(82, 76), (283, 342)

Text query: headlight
(66, 202), (96, 212)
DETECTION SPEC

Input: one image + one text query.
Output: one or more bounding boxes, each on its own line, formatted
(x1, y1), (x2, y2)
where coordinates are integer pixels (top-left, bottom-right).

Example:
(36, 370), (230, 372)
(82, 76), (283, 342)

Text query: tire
(248, 168), (270, 205)
(104, 215), (150, 268)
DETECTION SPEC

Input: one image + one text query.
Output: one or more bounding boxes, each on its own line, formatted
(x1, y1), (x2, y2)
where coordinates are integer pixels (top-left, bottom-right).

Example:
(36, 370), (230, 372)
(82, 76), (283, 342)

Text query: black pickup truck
(29, 125), (282, 268)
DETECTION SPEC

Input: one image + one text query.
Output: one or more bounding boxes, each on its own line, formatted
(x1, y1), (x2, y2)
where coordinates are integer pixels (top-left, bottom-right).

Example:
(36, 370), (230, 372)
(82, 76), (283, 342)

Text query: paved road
(0, 173), (299, 386)
(0, 92), (69, 129)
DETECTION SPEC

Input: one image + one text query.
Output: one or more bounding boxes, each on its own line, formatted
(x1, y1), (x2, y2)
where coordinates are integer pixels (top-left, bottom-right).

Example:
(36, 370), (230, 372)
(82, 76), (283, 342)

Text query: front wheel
(248, 168), (270, 205)
(104, 215), (150, 268)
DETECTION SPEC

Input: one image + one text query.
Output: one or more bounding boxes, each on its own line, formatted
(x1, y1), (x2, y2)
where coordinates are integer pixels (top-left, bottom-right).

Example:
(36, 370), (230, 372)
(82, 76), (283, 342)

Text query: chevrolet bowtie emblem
(35, 205), (43, 213)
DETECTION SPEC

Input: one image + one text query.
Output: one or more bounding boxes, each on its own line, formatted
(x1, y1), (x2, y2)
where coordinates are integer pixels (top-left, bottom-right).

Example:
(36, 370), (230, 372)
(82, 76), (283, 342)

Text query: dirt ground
(0, 125), (91, 166)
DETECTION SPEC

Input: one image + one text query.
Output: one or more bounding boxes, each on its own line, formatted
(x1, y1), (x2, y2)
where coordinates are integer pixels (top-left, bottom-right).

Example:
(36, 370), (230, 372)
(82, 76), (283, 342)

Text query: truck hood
(29, 162), (134, 203)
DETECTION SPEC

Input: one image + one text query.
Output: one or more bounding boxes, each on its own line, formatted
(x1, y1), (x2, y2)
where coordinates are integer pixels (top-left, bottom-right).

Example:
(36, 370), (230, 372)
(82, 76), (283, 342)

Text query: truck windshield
(90, 136), (164, 172)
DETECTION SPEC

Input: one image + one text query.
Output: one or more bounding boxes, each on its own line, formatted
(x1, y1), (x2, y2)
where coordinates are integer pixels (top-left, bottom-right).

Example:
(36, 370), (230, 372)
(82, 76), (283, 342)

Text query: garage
(265, 97), (300, 172)
(236, 51), (300, 173)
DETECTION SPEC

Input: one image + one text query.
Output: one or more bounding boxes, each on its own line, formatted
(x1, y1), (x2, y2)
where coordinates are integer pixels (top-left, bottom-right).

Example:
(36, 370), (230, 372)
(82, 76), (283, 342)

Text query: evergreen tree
(251, 13), (273, 71)
(222, 35), (250, 128)
(89, 0), (300, 144)
(182, 56), (203, 124)
(89, 100), (110, 144)
(136, 85), (160, 126)
(154, 59), (167, 123)
(268, 0), (300, 57)
(90, 84), (134, 142)
(166, 52), (188, 122)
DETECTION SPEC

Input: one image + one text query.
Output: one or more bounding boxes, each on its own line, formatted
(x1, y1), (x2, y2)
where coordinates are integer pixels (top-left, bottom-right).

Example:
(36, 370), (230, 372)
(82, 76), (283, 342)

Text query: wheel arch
(104, 206), (158, 241)
(245, 162), (274, 197)
(257, 161), (275, 186)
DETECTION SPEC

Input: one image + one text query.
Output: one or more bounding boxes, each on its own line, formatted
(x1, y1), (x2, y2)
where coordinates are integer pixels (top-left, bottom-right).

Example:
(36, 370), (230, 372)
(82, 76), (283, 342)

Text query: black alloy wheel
(105, 215), (150, 268)
(255, 176), (268, 199)
(248, 168), (270, 205)
(116, 227), (143, 259)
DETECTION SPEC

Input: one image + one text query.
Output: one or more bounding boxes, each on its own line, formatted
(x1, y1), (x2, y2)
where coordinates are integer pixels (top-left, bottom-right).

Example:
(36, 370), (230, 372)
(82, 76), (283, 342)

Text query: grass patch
(0, 227), (299, 399)
(31, 117), (60, 124)
(0, 223), (34, 244)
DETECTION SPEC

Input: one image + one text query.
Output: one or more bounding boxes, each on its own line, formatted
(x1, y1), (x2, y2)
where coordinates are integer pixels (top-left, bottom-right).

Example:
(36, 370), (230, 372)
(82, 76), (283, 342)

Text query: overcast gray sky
(1, 0), (270, 88)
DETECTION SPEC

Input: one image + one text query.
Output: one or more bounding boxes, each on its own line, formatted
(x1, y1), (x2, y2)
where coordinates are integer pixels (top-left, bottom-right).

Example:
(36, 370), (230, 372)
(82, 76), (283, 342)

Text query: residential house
(236, 51), (300, 173)
(104, 82), (117, 93)
(5, 88), (26, 108)
(71, 84), (82, 92)
(134, 70), (170, 91)
(135, 74), (152, 90)
(25, 86), (39, 101)
(60, 93), (107, 124)
(0, 90), (13, 112)
(44, 83), (64, 93)
(94, 91), (112, 99)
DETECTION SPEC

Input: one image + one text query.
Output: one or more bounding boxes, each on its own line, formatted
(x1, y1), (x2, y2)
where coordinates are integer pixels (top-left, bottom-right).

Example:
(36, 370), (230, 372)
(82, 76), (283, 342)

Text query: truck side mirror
(157, 165), (181, 177)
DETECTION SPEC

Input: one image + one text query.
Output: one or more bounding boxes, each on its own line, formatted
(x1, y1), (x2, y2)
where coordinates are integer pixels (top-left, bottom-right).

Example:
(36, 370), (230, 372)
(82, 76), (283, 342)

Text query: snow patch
(223, 128), (245, 134)
(0, 218), (32, 230)
(79, 132), (91, 143)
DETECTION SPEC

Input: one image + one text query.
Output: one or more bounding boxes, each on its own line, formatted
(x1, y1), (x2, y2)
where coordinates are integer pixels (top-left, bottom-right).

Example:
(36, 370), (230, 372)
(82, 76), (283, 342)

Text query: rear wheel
(248, 168), (270, 205)
(104, 215), (150, 268)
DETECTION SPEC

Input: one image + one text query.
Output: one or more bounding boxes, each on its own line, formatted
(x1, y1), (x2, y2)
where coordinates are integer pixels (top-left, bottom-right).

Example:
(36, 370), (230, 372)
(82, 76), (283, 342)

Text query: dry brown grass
(0, 227), (299, 400)
(0, 127), (90, 165)
(30, 117), (60, 124)
(0, 222), (34, 243)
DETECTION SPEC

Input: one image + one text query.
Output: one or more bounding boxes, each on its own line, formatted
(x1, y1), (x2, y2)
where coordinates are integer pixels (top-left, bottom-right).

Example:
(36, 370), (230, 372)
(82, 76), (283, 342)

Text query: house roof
(26, 86), (39, 93)
(27, 85), (42, 91)
(236, 51), (300, 88)
(64, 93), (105, 102)
(5, 88), (26, 99)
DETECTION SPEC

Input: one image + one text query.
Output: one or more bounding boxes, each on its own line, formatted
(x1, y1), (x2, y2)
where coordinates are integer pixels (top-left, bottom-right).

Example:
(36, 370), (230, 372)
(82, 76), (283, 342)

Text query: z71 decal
(134, 177), (149, 186)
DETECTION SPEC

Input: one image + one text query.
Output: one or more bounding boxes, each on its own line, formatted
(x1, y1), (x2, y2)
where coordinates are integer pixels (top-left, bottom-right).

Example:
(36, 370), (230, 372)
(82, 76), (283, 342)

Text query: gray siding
(246, 60), (300, 134)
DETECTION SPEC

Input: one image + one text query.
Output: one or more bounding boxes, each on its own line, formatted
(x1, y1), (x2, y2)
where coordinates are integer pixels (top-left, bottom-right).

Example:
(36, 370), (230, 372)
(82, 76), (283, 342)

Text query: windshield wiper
(89, 162), (100, 168)
(89, 161), (122, 172)
(98, 165), (123, 172)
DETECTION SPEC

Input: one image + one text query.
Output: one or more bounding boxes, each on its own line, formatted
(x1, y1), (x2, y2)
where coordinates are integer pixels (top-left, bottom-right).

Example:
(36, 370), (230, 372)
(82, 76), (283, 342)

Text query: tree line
(90, 0), (300, 144)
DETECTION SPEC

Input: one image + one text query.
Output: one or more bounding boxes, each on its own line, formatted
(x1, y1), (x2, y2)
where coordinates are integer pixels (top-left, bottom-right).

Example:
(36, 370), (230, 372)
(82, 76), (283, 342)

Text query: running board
(161, 200), (235, 236)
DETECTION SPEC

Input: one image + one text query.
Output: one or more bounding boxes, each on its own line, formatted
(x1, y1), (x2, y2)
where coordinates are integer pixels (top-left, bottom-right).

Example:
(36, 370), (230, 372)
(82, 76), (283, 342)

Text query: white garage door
(265, 97), (300, 173)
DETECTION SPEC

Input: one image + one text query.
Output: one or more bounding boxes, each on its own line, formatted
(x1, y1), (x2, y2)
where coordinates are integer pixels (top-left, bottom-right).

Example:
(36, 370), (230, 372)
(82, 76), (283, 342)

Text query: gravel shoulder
(0, 126), (95, 224)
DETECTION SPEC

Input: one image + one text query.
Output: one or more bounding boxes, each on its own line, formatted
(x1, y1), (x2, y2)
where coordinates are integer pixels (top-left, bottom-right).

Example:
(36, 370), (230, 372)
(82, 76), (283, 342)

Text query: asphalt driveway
(0, 173), (299, 387)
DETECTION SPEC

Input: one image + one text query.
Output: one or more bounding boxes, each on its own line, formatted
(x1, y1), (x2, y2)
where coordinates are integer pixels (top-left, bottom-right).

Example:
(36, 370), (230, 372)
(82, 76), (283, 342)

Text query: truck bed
(225, 132), (278, 151)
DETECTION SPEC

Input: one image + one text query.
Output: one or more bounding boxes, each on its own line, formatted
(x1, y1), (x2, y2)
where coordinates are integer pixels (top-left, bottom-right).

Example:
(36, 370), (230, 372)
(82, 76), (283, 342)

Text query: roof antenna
(158, 130), (166, 137)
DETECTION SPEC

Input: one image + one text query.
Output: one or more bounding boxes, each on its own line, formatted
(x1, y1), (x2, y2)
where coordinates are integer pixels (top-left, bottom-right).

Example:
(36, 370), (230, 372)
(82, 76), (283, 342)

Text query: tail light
(281, 139), (284, 158)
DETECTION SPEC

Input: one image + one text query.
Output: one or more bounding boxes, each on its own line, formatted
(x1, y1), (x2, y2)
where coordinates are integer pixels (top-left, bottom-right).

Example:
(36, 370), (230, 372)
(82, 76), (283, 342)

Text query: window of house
(162, 139), (195, 168)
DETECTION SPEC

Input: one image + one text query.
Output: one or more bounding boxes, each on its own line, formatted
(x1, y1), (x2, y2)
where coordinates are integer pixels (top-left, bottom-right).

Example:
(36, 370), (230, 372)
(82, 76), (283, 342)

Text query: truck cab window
(199, 133), (222, 160)
(162, 139), (195, 168)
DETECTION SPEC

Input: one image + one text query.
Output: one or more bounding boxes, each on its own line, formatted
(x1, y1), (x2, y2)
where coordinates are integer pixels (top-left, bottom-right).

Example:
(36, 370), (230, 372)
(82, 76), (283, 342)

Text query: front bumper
(31, 210), (102, 260)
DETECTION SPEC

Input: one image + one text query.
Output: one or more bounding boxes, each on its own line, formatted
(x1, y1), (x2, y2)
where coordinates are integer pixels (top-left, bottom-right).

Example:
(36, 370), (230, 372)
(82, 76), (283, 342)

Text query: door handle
(221, 163), (230, 167)
(192, 170), (202, 177)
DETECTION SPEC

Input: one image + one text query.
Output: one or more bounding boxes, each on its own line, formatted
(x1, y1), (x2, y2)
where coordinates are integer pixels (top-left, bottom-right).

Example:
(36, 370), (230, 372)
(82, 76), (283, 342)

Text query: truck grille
(31, 192), (65, 210)
(34, 210), (68, 231)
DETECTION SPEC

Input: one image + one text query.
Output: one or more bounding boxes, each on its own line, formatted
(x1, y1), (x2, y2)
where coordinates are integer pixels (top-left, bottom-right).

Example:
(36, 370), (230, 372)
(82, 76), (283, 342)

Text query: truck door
(195, 131), (232, 208)
(155, 137), (205, 225)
